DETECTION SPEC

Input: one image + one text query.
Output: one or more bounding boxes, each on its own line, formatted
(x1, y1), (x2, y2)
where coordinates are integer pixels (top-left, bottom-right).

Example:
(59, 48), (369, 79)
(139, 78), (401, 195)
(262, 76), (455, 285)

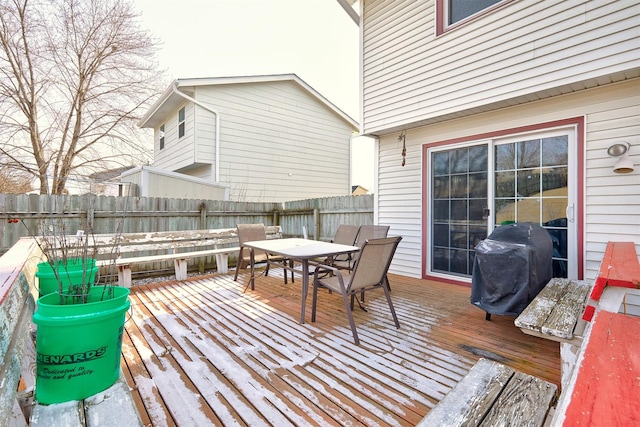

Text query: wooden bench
(582, 241), (640, 321)
(515, 278), (593, 388)
(515, 241), (640, 389)
(552, 287), (640, 425)
(417, 358), (557, 427)
(88, 226), (282, 287)
(515, 278), (592, 346)
(1, 239), (142, 427)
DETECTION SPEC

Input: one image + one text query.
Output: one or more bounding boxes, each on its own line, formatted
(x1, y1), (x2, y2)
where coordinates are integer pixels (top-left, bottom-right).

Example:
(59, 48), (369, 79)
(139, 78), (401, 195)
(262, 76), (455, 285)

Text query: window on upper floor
(438, 0), (508, 33)
(159, 124), (165, 150)
(178, 107), (185, 139)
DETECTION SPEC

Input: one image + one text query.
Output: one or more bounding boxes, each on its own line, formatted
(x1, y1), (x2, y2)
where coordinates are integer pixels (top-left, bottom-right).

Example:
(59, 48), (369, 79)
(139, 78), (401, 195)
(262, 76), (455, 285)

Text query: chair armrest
(313, 263), (340, 277)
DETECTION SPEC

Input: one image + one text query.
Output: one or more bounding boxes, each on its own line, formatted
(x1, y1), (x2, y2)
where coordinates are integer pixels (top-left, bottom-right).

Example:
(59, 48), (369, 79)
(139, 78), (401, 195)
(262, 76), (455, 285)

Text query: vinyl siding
(154, 103), (196, 171)
(193, 81), (354, 202)
(193, 103), (216, 166)
(361, 0), (640, 134)
(378, 79), (640, 279)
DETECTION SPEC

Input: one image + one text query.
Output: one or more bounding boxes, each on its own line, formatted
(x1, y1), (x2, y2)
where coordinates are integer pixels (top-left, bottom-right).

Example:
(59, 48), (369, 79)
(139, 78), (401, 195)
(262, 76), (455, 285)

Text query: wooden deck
(120, 270), (560, 426)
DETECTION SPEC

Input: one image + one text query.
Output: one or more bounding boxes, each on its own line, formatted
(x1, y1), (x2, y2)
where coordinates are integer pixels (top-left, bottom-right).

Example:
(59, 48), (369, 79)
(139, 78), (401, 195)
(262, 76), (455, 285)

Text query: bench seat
(417, 358), (557, 427)
(30, 374), (142, 426)
(89, 226), (282, 287)
(582, 241), (640, 321)
(2, 239), (143, 426)
(97, 246), (240, 286)
(553, 305), (640, 425)
(515, 278), (592, 345)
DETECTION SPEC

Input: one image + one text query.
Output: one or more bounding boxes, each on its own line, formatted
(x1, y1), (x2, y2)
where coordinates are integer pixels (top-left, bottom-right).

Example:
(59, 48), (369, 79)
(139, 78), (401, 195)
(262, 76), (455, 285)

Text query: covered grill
(471, 222), (553, 319)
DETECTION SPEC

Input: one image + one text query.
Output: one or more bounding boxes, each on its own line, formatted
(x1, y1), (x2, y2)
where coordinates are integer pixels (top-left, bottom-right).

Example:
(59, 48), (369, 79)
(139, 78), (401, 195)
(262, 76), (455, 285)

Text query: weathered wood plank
(541, 280), (591, 339)
(84, 376), (143, 426)
(121, 273), (561, 426)
(515, 278), (591, 343)
(120, 312), (177, 426)
(101, 247), (240, 266)
(482, 370), (557, 427)
(29, 400), (84, 427)
(0, 239), (37, 427)
(416, 359), (514, 426)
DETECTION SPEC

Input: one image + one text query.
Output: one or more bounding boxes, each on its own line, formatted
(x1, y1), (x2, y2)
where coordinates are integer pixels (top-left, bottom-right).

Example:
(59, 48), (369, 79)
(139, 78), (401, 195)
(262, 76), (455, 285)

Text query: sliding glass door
(428, 128), (577, 280)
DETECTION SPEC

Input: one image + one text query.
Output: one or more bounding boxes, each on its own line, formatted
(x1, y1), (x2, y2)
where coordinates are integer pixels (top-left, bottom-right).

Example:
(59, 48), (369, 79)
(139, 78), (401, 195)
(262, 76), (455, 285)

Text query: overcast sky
(133, 0), (360, 119)
(133, 0), (373, 190)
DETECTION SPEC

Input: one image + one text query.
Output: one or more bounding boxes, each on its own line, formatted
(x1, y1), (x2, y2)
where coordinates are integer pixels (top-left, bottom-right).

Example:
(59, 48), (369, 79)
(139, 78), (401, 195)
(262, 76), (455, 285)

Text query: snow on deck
(120, 271), (560, 426)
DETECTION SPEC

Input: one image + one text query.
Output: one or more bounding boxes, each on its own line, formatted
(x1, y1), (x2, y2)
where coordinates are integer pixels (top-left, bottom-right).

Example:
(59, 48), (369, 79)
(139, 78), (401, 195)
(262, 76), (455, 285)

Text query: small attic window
(437, 0), (509, 34)
(178, 107), (185, 139)
(448, 0), (503, 25)
(159, 124), (165, 149)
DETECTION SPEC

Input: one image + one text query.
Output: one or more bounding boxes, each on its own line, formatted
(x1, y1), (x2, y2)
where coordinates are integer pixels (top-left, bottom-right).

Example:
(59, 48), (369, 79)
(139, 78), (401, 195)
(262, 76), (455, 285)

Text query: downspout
(171, 83), (221, 182)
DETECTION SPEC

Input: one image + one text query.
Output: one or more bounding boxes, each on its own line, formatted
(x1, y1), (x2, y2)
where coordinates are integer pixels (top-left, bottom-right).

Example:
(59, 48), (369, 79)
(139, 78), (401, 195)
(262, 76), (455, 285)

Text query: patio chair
(307, 224), (360, 277)
(233, 223), (293, 283)
(333, 225), (390, 301)
(333, 225), (389, 271)
(331, 224), (360, 261)
(311, 236), (402, 345)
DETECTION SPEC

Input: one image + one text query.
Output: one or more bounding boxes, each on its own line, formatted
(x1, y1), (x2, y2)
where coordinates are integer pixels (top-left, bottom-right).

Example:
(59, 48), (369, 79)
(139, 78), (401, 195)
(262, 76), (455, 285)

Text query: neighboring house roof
(351, 185), (368, 195)
(88, 165), (136, 182)
(138, 73), (358, 129)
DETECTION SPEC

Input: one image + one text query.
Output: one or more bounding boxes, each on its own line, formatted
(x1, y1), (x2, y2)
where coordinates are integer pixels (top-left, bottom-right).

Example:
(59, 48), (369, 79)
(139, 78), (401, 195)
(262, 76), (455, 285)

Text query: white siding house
(342, 0), (640, 284)
(138, 74), (358, 202)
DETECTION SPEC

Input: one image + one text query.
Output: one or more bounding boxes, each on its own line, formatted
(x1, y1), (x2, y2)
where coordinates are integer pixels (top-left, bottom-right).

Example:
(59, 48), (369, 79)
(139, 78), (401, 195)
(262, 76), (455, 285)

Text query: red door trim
(421, 116), (585, 285)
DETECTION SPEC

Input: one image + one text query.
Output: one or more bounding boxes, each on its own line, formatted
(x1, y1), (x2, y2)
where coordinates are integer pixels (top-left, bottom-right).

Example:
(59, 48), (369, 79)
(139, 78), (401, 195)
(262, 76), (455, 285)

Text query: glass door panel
(431, 145), (488, 277)
(428, 130), (576, 280)
(494, 135), (569, 277)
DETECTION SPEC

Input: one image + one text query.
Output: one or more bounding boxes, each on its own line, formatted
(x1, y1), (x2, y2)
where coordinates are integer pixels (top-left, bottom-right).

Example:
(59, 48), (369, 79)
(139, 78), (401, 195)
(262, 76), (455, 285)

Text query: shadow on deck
(121, 271), (560, 426)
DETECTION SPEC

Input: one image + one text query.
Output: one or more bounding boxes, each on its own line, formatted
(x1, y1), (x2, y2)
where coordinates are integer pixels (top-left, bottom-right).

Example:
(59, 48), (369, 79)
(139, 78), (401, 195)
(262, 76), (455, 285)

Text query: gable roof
(336, 0), (359, 24)
(139, 73), (358, 129)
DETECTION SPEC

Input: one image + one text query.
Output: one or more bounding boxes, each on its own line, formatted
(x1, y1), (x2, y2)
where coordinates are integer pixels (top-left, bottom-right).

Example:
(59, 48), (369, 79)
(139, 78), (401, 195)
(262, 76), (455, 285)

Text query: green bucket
(32, 286), (130, 404)
(36, 258), (98, 297)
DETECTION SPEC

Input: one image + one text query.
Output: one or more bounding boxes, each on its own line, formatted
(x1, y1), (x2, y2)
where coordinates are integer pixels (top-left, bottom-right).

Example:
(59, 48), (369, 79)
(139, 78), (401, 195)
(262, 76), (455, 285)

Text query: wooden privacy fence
(0, 194), (374, 256)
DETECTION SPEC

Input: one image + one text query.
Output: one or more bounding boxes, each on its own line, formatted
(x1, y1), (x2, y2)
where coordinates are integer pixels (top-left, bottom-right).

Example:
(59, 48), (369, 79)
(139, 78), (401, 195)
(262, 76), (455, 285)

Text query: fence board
(0, 195), (373, 259)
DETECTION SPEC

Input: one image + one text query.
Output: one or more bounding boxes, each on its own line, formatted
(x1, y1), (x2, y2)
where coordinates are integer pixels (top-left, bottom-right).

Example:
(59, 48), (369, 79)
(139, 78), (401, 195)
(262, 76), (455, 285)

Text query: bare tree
(0, 162), (32, 193)
(0, 0), (161, 194)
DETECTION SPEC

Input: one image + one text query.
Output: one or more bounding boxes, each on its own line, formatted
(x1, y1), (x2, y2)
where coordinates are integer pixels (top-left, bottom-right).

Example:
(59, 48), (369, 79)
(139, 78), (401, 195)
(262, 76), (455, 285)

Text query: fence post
(313, 209), (320, 241)
(199, 202), (207, 272)
(199, 202), (207, 229)
(86, 194), (95, 231)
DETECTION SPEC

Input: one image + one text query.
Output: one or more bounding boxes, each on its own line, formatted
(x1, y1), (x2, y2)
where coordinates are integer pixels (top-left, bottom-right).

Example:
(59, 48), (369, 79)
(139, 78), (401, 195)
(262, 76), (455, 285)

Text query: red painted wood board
(591, 242), (640, 301)
(563, 311), (640, 426)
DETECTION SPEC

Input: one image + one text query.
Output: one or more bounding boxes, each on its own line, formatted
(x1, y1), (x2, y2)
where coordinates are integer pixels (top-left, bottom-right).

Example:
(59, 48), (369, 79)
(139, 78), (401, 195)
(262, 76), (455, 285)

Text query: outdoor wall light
(607, 141), (634, 174)
(607, 141), (629, 156)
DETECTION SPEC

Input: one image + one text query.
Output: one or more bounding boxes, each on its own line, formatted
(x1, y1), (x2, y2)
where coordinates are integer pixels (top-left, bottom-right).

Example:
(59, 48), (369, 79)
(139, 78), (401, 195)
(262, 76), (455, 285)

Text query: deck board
(121, 271), (560, 426)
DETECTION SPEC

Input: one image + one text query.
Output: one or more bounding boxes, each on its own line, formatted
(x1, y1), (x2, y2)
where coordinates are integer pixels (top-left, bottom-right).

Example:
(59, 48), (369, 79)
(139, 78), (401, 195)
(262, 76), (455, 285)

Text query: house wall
(378, 79), (640, 280)
(154, 102), (197, 171)
(361, 0), (640, 134)
(190, 80), (354, 202)
(120, 167), (227, 200)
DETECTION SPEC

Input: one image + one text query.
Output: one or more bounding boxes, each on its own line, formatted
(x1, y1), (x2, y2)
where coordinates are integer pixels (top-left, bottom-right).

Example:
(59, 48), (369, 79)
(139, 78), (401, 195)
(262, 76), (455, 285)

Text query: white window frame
(178, 107), (185, 139)
(440, 0), (509, 32)
(159, 124), (165, 149)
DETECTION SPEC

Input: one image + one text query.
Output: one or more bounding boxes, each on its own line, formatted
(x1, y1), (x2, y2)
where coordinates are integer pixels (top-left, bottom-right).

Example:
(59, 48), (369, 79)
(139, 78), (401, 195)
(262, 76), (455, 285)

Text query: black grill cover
(471, 223), (553, 316)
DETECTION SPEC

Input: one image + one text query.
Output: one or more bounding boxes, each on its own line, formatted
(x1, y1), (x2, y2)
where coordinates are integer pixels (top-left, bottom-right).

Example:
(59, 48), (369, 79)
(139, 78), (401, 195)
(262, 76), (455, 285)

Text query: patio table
(243, 238), (359, 324)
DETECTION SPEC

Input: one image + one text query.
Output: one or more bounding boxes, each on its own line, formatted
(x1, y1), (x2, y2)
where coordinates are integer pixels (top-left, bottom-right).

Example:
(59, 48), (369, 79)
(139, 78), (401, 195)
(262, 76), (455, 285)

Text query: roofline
(138, 73), (358, 130)
(336, 0), (359, 24)
(138, 79), (179, 128)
